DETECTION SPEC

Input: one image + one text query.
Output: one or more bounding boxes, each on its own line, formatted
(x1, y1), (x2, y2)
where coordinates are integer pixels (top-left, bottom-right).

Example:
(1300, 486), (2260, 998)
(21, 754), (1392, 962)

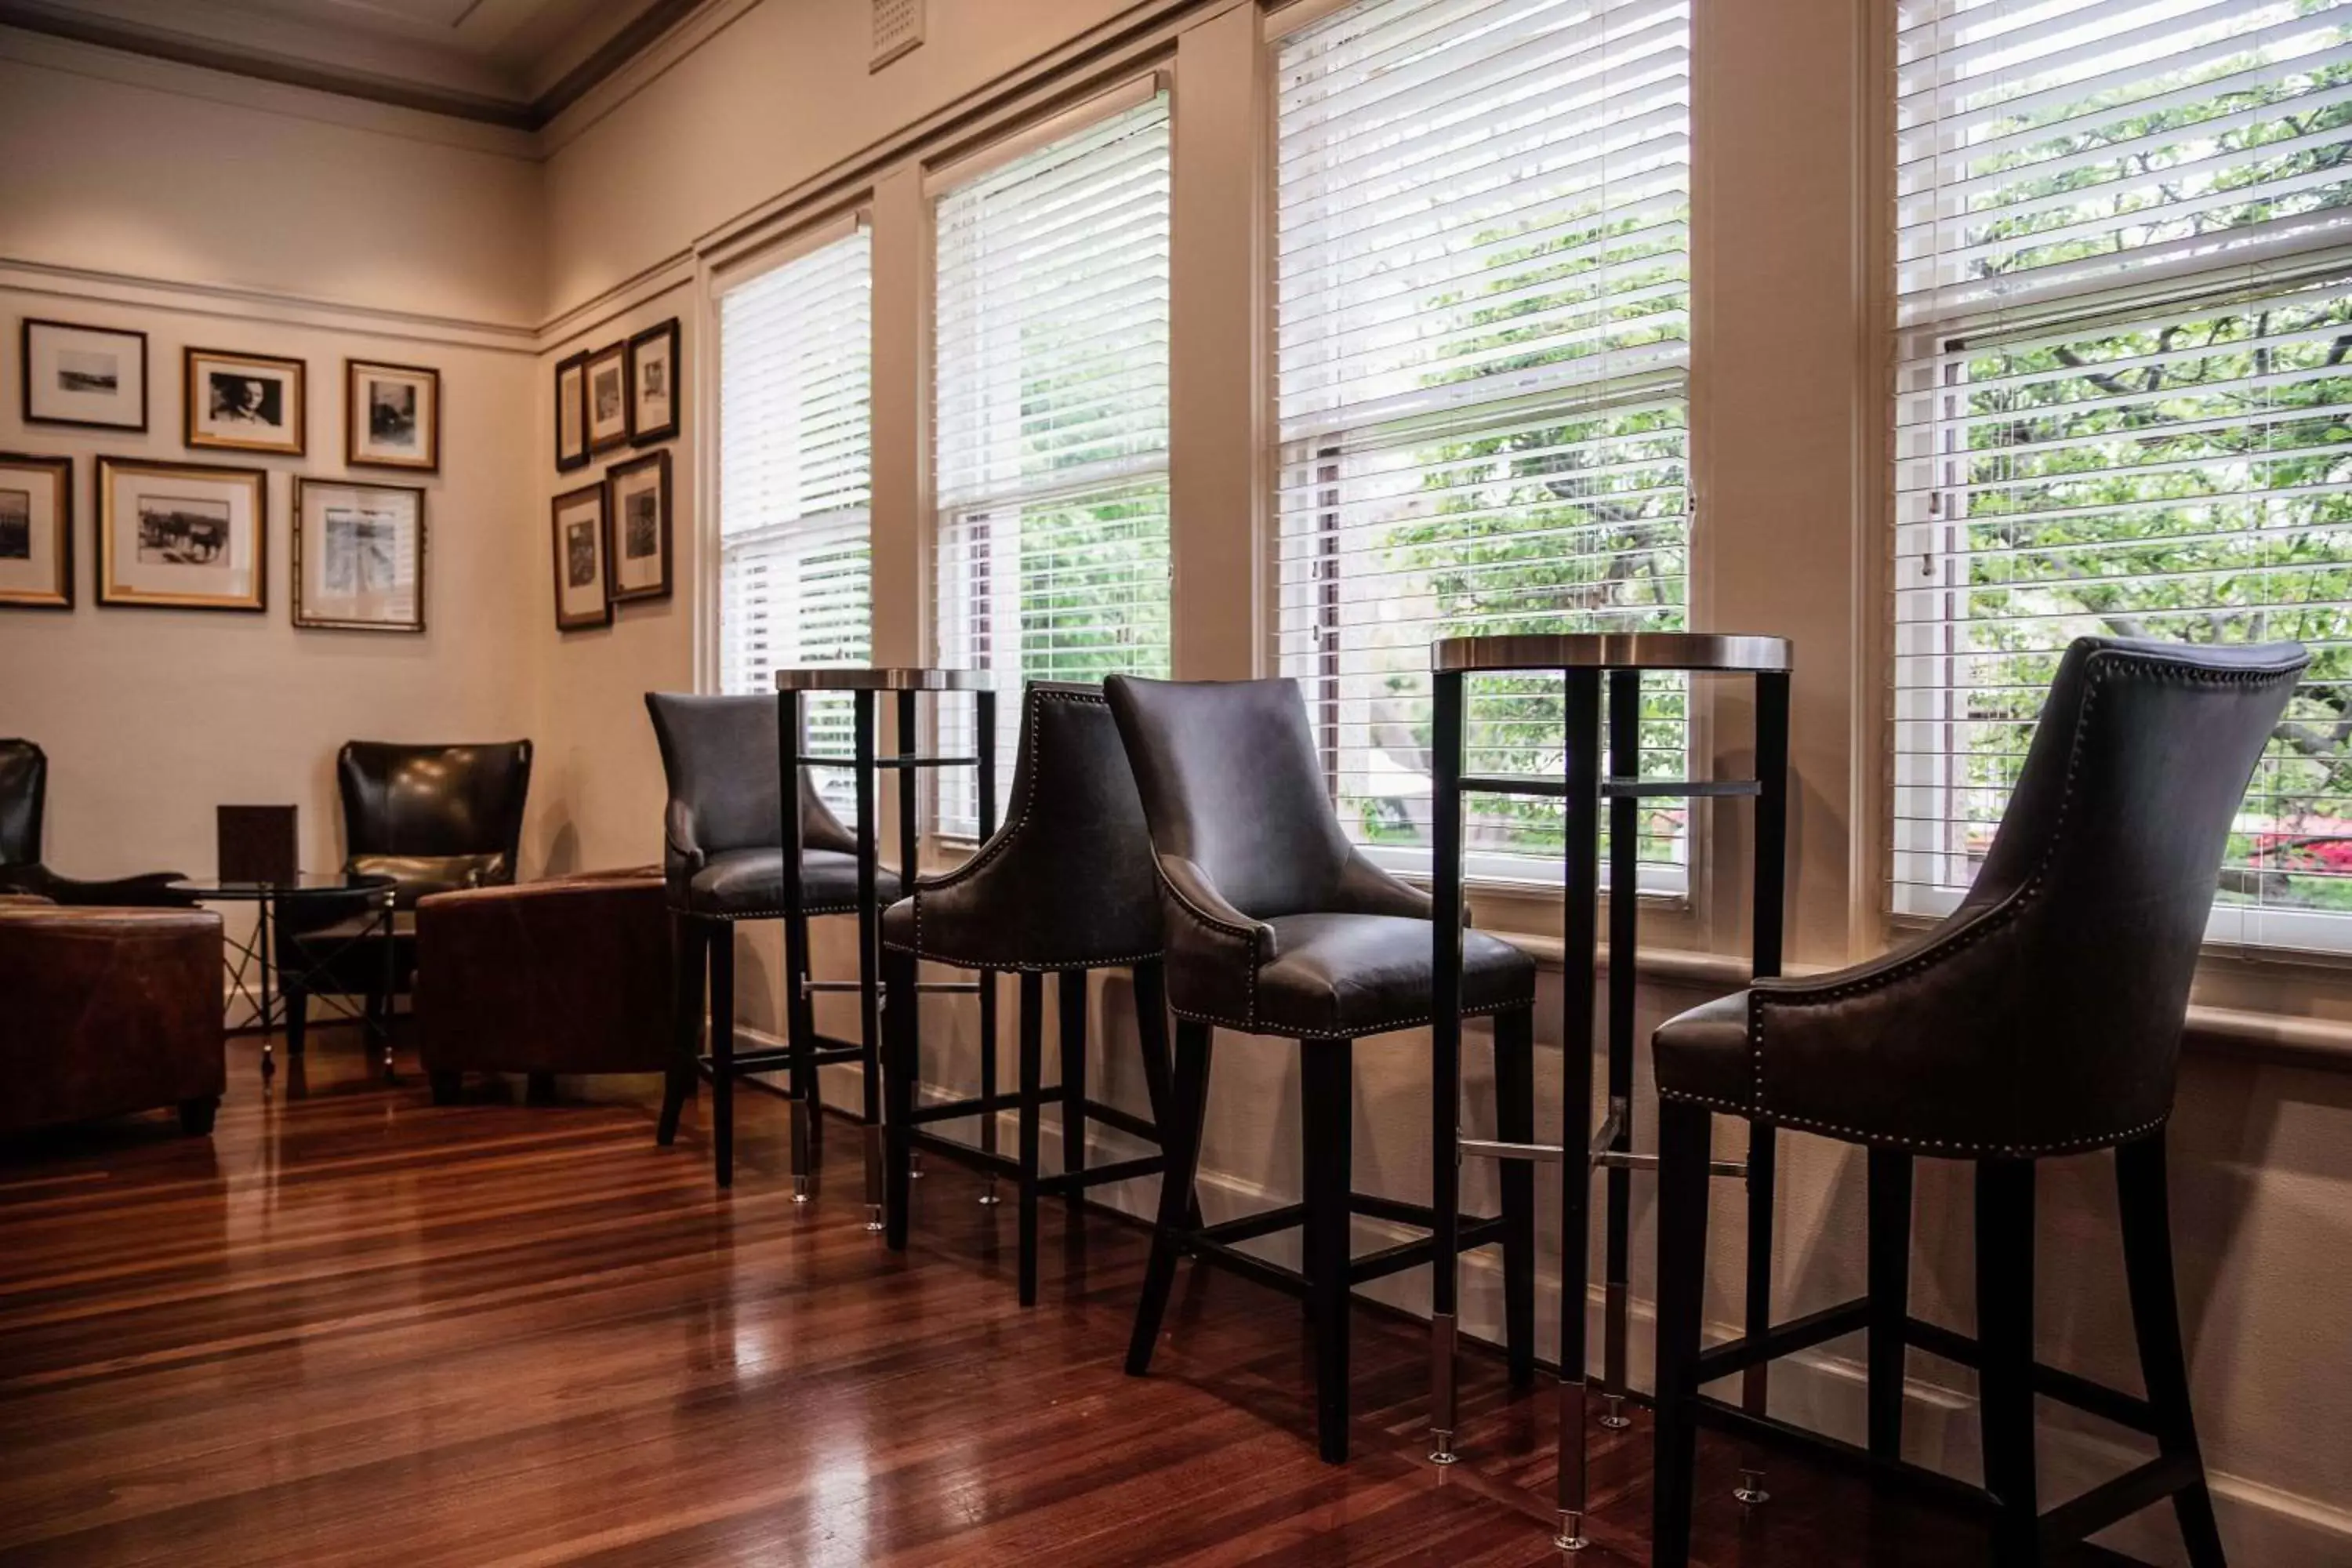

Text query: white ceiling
(0, 0), (694, 124)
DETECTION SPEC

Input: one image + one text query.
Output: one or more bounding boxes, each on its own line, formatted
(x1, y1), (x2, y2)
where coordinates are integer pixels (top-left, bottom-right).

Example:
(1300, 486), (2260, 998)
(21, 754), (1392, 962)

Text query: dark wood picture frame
(605, 448), (673, 604)
(21, 318), (148, 432)
(345, 358), (441, 472)
(292, 477), (426, 633)
(184, 346), (307, 456)
(626, 318), (681, 445)
(95, 454), (267, 613)
(550, 481), (612, 632)
(0, 452), (74, 611)
(554, 349), (591, 472)
(584, 341), (630, 455)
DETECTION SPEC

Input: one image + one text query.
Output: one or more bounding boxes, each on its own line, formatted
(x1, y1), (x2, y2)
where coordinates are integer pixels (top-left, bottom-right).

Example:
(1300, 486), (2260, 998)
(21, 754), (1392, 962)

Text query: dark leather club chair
(1648, 637), (2307, 1568)
(646, 694), (902, 1190)
(278, 740), (533, 1068)
(1104, 674), (1538, 1465)
(0, 739), (192, 906)
(879, 682), (1176, 1305)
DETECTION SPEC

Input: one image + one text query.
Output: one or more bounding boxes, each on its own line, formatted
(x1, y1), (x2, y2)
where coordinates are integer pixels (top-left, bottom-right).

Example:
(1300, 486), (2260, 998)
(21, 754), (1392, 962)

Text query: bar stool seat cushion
(688, 847), (901, 920)
(1254, 913), (1534, 1040)
(1652, 991), (1748, 1105)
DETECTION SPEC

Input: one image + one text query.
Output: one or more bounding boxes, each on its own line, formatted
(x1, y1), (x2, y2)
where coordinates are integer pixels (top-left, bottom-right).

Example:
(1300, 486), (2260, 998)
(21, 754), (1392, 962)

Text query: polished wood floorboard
(0, 1028), (2078, 1566)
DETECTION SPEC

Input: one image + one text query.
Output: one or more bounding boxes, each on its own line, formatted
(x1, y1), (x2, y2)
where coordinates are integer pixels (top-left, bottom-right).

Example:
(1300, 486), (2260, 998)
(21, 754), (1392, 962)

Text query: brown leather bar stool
(1649, 636), (2306, 1568)
(1105, 674), (1538, 1465)
(879, 681), (1177, 1305)
(646, 695), (901, 1189)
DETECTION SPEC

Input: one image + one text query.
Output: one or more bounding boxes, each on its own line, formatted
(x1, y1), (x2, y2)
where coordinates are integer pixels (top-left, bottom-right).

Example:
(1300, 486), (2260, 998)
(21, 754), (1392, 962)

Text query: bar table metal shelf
(774, 667), (1000, 1226)
(1425, 631), (1792, 1552)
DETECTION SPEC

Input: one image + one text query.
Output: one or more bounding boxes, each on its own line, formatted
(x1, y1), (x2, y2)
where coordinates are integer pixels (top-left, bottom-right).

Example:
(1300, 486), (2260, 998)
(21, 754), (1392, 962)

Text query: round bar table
(1424, 632), (1792, 1552)
(774, 667), (1000, 1228)
(169, 871), (398, 1082)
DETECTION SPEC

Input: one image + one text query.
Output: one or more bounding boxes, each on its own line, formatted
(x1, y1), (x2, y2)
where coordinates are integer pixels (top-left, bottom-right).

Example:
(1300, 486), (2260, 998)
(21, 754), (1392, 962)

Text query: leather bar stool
(1105, 674), (1538, 1465)
(879, 681), (1177, 1305)
(1649, 637), (2306, 1568)
(646, 695), (902, 1189)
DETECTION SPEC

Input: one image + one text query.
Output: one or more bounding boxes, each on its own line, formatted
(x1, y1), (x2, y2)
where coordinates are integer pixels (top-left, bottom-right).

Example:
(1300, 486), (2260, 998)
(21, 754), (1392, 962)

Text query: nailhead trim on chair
(1711, 647), (2303, 1157)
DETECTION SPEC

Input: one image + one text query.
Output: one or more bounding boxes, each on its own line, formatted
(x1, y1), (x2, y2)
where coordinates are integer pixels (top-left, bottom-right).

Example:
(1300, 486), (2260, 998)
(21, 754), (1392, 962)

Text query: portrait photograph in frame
(584, 341), (629, 455)
(294, 477), (423, 633)
(626, 318), (681, 445)
(605, 448), (672, 604)
(96, 455), (266, 612)
(554, 349), (590, 472)
(23, 318), (147, 431)
(0, 452), (74, 610)
(550, 481), (611, 631)
(347, 359), (441, 471)
(186, 347), (306, 456)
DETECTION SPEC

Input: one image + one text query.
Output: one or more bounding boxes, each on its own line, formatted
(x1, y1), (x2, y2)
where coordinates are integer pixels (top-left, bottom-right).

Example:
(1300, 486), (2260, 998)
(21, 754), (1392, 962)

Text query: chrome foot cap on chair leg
(1552, 1512), (1588, 1553)
(977, 1177), (1000, 1207)
(792, 1176), (811, 1204)
(910, 1151), (924, 1179)
(1427, 1431), (1457, 1466)
(1598, 1394), (1631, 1430)
(1733, 1468), (1770, 1506)
(865, 1203), (885, 1232)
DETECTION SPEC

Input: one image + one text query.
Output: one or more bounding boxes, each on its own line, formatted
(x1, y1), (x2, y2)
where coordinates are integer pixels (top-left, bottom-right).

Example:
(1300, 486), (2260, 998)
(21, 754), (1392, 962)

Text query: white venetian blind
(933, 92), (1173, 834)
(720, 227), (873, 783)
(1894, 0), (2352, 951)
(1274, 0), (1693, 887)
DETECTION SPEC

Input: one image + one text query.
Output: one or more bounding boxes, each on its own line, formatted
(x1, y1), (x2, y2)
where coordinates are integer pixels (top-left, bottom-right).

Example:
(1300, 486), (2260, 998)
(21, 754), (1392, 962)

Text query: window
(1272, 0), (1694, 888)
(718, 224), (873, 783)
(1893, 0), (2352, 950)
(933, 92), (1174, 833)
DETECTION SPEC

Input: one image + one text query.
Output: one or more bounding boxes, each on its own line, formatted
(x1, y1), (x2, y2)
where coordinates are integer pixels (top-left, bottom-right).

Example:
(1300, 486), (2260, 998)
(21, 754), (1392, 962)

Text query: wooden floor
(0, 1028), (2041, 1566)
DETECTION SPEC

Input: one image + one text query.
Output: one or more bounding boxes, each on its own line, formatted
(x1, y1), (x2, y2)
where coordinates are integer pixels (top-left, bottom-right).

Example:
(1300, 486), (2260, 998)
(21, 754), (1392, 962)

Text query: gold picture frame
(185, 347), (306, 456)
(0, 452), (74, 610)
(96, 456), (267, 612)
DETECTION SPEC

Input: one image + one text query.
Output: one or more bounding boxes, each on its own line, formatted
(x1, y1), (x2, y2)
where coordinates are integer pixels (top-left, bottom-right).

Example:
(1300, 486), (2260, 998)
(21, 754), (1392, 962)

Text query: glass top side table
(169, 871), (398, 1082)
(1424, 631), (1792, 1552)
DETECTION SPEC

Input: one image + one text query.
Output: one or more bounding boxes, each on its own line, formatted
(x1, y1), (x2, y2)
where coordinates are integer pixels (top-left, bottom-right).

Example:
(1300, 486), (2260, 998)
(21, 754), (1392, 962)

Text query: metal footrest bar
(795, 753), (980, 770)
(1461, 1137), (1567, 1163)
(1592, 1149), (1748, 1178)
(1460, 774), (1764, 800)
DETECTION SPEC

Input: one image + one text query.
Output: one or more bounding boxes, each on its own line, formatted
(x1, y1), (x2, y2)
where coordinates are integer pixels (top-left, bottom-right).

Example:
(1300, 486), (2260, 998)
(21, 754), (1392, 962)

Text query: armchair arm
(1333, 849), (1435, 921)
(0, 865), (195, 908)
(1155, 854), (1274, 1029)
(1159, 855), (1276, 953)
(662, 800), (706, 869)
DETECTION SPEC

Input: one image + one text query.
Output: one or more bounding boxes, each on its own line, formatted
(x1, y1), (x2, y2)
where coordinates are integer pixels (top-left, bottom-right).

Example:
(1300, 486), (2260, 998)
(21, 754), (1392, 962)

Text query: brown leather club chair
(0, 898), (225, 1136)
(415, 869), (673, 1106)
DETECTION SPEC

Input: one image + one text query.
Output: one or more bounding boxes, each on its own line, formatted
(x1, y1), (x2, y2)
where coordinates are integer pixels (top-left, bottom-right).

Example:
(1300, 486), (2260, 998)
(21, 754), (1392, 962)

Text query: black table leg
(855, 688), (883, 1232)
(1743, 673), (1791, 1436)
(1555, 665), (1602, 1552)
(1428, 667), (1465, 1465)
(1602, 667), (1639, 1415)
(782, 688), (815, 1203)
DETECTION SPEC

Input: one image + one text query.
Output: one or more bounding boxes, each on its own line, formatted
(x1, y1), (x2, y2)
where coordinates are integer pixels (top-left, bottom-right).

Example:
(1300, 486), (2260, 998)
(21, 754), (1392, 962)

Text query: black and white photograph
(0, 454), (71, 609)
(22, 319), (148, 430)
(345, 359), (441, 471)
(295, 477), (423, 632)
(584, 341), (629, 453)
(550, 481), (609, 630)
(554, 349), (590, 470)
(186, 348), (305, 454)
(627, 318), (681, 444)
(605, 448), (671, 603)
(96, 456), (263, 612)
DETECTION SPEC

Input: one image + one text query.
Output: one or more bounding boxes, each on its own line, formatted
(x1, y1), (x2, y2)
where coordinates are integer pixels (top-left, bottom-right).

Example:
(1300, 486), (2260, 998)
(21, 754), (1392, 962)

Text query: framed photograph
(186, 347), (306, 456)
(554, 349), (590, 472)
(22, 319), (147, 431)
(605, 448), (672, 604)
(0, 453), (73, 610)
(584, 341), (629, 455)
(550, 481), (610, 631)
(627, 318), (681, 445)
(294, 478), (423, 633)
(346, 359), (441, 471)
(96, 456), (266, 612)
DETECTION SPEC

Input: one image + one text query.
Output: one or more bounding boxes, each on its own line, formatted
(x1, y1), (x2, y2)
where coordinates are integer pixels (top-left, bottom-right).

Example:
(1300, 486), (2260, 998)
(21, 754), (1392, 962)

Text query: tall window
(719, 225), (873, 779)
(1894, 0), (2352, 950)
(934, 92), (1174, 833)
(1273, 0), (1694, 887)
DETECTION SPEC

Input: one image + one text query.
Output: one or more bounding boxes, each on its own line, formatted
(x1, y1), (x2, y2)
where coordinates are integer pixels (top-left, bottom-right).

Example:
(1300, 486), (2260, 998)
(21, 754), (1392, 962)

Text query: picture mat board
(347, 360), (441, 470)
(187, 348), (305, 454)
(24, 319), (147, 430)
(551, 484), (609, 629)
(555, 353), (589, 470)
(585, 343), (628, 453)
(627, 319), (680, 445)
(98, 457), (265, 610)
(296, 478), (423, 631)
(607, 448), (670, 601)
(0, 454), (71, 607)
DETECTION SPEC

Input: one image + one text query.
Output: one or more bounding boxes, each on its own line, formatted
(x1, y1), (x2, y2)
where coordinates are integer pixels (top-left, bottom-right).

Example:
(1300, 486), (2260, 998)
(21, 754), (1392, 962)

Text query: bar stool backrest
(644, 695), (855, 872)
(1103, 675), (1381, 920)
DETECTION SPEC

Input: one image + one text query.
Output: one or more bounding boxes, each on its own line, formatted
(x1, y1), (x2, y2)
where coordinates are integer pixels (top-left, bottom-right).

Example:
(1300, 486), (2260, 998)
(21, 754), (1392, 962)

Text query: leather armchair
(0, 739), (193, 907)
(416, 868), (671, 1105)
(1, 898), (224, 1136)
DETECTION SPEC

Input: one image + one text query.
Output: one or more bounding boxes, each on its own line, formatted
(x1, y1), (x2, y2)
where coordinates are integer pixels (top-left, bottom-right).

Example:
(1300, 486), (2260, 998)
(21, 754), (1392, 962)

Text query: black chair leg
(1868, 1147), (1915, 1461)
(1301, 1037), (1355, 1465)
(883, 945), (919, 1251)
(1127, 1018), (1212, 1377)
(784, 910), (815, 1198)
(1651, 1098), (1711, 1568)
(284, 981), (308, 1060)
(657, 915), (706, 1148)
(1018, 971), (1044, 1306)
(428, 1071), (461, 1107)
(2117, 1132), (2227, 1567)
(178, 1096), (219, 1136)
(1494, 1004), (1537, 1388)
(1976, 1157), (2041, 1566)
(1060, 968), (1087, 1218)
(710, 927), (736, 1189)
(1129, 960), (1199, 1230)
